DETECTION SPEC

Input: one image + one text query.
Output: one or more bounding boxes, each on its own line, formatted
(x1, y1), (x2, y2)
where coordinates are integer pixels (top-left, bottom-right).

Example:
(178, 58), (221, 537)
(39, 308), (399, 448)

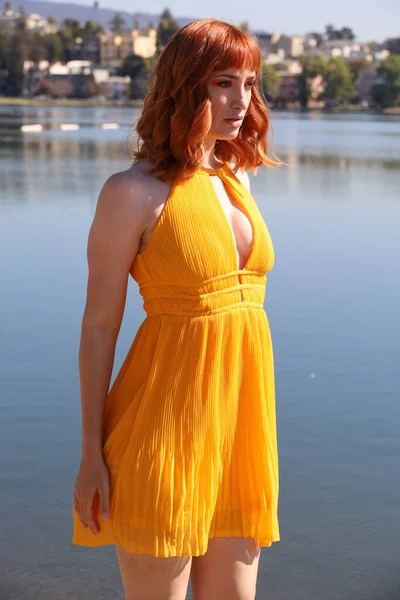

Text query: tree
(325, 24), (355, 41)
(120, 53), (148, 99)
(341, 27), (355, 41)
(307, 31), (324, 46)
(42, 33), (63, 63)
(385, 37), (400, 55)
(5, 2), (12, 11)
(260, 62), (281, 101)
(347, 58), (370, 83)
(321, 57), (355, 103)
(109, 13), (126, 32)
(325, 25), (336, 40)
(372, 55), (400, 107)
(7, 13), (28, 96)
(29, 32), (47, 64)
(62, 18), (81, 38)
(81, 20), (103, 37)
(47, 16), (57, 25)
(297, 56), (328, 107)
(156, 8), (179, 55)
(120, 53), (147, 79)
(239, 21), (250, 33)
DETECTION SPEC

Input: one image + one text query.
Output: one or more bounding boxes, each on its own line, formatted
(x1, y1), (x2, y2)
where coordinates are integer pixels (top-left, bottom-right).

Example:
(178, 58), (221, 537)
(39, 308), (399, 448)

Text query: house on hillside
(99, 27), (156, 67)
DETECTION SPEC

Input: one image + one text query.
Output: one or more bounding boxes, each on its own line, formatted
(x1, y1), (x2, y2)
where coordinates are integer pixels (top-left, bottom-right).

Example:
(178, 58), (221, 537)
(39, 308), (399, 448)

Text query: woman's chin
(215, 129), (240, 141)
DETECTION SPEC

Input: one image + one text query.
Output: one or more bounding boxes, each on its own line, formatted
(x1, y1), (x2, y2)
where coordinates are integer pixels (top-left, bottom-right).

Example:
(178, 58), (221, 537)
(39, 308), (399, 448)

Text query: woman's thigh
(190, 537), (261, 600)
(115, 543), (192, 600)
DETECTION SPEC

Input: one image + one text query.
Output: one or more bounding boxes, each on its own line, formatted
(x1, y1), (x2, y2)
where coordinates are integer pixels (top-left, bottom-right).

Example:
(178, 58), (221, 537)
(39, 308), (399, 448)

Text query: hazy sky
(75, 0), (398, 43)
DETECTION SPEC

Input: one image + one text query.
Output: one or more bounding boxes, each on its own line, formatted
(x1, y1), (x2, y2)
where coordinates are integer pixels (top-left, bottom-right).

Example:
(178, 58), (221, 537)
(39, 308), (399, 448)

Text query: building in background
(25, 13), (59, 34)
(254, 31), (304, 59)
(272, 33), (304, 57)
(99, 27), (157, 67)
(68, 36), (100, 64)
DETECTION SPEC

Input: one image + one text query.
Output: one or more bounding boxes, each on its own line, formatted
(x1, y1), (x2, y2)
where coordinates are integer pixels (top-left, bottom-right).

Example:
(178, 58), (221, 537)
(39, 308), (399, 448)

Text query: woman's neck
(202, 140), (223, 170)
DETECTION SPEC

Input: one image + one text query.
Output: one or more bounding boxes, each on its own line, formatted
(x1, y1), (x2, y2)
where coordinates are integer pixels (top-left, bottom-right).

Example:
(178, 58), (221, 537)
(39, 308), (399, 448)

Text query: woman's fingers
(82, 489), (99, 534)
(73, 486), (87, 528)
(73, 458), (111, 534)
(98, 473), (110, 519)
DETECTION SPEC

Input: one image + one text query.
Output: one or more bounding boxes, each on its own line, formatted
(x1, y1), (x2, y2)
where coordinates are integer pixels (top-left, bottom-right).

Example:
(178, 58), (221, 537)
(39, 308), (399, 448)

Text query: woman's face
(205, 66), (256, 142)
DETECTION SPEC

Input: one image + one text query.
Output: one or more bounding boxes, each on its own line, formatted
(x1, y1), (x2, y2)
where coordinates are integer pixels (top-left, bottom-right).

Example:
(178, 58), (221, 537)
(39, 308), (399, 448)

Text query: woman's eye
(216, 80), (256, 88)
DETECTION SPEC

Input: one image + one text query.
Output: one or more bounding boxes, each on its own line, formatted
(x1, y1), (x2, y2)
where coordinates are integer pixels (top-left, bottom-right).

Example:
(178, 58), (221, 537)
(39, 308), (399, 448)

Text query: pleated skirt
(72, 306), (280, 557)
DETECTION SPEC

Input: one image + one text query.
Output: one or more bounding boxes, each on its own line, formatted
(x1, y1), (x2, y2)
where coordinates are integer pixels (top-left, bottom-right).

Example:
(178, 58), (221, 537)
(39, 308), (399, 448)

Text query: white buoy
(60, 123), (80, 131)
(100, 123), (120, 130)
(20, 124), (43, 132)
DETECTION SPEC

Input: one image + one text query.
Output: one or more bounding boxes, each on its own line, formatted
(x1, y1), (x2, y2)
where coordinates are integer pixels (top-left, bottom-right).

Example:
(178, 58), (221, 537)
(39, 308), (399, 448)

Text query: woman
(72, 18), (282, 600)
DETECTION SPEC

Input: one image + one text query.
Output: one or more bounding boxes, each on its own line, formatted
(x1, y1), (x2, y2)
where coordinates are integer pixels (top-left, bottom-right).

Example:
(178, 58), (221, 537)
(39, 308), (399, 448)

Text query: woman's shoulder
(102, 160), (168, 204)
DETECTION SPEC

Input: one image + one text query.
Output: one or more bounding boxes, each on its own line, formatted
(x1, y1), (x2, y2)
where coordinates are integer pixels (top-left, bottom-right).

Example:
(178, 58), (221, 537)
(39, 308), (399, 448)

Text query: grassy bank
(0, 97), (144, 108)
(0, 97), (398, 115)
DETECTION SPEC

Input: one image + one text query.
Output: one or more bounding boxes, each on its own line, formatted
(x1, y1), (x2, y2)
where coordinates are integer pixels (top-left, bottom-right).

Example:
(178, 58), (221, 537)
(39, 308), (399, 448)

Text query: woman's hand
(73, 454), (110, 534)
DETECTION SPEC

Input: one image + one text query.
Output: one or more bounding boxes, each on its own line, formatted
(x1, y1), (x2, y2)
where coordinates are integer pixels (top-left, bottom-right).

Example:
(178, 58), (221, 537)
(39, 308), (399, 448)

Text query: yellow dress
(72, 163), (280, 557)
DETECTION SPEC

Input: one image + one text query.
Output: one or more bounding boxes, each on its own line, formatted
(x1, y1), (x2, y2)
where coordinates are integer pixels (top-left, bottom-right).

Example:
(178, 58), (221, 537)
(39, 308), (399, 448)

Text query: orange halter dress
(72, 163), (280, 557)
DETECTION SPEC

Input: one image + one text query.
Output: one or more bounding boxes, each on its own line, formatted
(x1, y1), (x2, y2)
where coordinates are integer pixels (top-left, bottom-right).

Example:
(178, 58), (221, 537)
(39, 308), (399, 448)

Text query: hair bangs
(208, 28), (261, 76)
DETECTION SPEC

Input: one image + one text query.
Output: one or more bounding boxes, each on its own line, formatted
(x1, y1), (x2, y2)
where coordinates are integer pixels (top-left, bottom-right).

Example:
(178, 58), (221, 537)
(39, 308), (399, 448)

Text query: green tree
(260, 62), (281, 101)
(321, 57), (355, 103)
(62, 18), (81, 38)
(371, 55), (400, 107)
(109, 13), (126, 32)
(297, 56), (328, 107)
(5, 2), (12, 11)
(47, 16), (57, 25)
(306, 31), (324, 46)
(81, 20), (103, 38)
(7, 13), (28, 96)
(120, 53), (149, 99)
(29, 32), (47, 64)
(156, 8), (179, 55)
(347, 58), (370, 83)
(0, 30), (11, 95)
(239, 21), (250, 33)
(120, 53), (147, 79)
(385, 37), (400, 55)
(41, 33), (63, 63)
(325, 24), (355, 41)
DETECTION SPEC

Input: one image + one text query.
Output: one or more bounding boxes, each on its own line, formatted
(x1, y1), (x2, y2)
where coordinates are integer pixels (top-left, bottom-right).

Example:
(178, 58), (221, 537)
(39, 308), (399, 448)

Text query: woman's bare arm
(79, 170), (148, 459)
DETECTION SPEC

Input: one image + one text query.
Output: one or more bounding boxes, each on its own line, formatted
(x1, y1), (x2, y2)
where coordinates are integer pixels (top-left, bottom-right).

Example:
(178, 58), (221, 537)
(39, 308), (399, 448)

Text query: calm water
(0, 106), (399, 600)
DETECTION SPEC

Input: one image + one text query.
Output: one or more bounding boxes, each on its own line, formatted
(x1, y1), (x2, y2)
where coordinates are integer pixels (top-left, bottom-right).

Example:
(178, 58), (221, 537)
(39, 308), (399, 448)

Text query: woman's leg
(115, 543), (192, 600)
(190, 537), (261, 600)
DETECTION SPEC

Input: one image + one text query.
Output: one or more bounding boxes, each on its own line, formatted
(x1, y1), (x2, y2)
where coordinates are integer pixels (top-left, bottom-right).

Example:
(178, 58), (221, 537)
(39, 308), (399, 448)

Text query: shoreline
(0, 97), (399, 115)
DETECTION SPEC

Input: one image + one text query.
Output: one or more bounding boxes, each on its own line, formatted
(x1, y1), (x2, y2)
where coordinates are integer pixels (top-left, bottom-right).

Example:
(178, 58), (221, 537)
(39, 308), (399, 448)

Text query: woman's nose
(233, 88), (248, 110)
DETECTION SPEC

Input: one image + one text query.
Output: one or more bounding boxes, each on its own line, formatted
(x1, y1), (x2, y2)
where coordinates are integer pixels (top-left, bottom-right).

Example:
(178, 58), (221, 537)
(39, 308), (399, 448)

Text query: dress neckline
(199, 164), (226, 176)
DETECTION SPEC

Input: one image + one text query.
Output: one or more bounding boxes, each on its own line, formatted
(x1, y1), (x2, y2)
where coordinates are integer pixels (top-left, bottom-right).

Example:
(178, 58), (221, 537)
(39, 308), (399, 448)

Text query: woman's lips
(223, 118), (243, 128)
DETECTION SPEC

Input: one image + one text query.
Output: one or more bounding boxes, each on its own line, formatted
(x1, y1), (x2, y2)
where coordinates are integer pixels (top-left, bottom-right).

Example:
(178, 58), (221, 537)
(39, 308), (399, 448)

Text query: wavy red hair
(131, 18), (282, 181)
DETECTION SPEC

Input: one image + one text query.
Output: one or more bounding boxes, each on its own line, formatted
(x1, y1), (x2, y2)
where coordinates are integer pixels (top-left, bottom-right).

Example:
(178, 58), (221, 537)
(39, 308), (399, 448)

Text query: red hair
(131, 18), (282, 182)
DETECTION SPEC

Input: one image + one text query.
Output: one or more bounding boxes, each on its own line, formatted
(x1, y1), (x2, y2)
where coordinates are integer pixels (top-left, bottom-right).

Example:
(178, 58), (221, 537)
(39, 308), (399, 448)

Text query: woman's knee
(116, 543), (192, 600)
(191, 537), (260, 600)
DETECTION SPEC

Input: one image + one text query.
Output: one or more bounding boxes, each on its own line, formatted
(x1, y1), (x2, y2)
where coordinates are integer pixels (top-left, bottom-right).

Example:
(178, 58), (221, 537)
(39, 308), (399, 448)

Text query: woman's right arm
(73, 170), (148, 534)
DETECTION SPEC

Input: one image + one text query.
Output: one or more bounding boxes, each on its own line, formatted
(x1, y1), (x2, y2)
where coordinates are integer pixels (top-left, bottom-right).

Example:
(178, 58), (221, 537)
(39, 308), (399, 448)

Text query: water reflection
(1, 106), (400, 600)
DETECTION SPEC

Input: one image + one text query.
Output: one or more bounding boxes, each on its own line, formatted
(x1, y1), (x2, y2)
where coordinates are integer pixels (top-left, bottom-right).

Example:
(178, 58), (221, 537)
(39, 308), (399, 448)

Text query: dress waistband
(138, 270), (267, 317)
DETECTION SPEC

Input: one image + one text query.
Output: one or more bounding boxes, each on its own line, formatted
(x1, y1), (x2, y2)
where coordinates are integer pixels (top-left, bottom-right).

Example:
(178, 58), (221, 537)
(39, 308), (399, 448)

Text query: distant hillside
(16, 0), (193, 29)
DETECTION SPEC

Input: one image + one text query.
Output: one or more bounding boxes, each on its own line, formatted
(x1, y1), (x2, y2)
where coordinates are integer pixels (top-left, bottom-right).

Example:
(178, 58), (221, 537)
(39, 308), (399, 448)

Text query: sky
(74, 0), (399, 43)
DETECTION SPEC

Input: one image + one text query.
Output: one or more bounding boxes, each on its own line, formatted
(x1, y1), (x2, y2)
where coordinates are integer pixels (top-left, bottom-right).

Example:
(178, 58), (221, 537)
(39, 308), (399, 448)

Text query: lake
(0, 105), (399, 599)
